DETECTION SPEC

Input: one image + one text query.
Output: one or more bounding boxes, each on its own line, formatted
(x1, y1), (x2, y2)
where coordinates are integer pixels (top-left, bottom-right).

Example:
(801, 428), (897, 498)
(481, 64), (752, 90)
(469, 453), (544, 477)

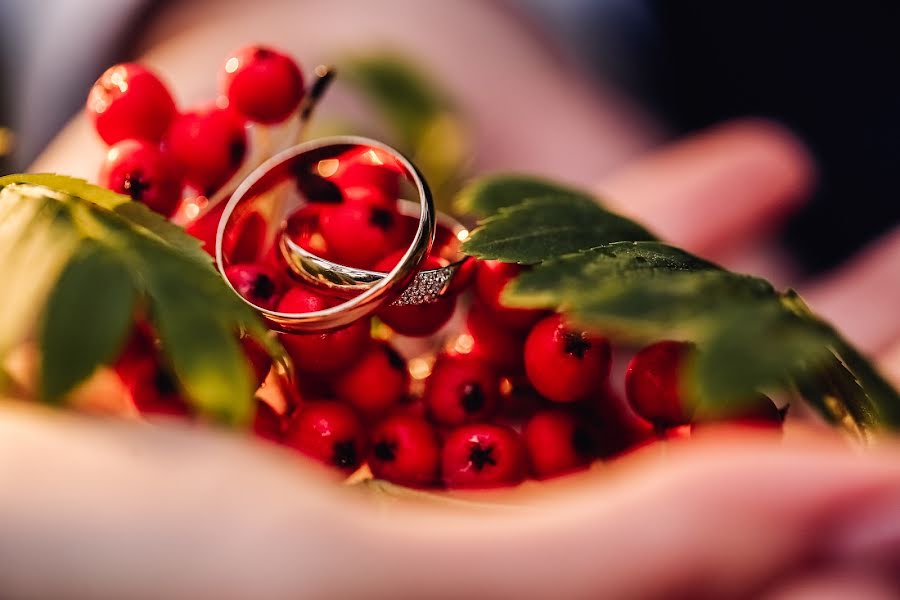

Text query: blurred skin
(6, 0), (900, 597)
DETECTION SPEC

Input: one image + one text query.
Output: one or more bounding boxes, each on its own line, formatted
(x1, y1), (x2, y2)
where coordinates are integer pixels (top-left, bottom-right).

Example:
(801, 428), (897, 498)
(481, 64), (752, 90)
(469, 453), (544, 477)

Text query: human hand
(4, 116), (900, 599)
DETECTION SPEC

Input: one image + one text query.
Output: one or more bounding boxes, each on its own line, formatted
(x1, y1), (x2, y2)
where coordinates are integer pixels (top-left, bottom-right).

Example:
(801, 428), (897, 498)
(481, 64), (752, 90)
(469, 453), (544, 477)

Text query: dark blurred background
(1, 0), (898, 273)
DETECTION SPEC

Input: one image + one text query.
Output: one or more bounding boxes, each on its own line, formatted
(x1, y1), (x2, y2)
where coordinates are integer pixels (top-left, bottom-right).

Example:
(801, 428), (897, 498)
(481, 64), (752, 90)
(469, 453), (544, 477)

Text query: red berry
(375, 252), (456, 337)
(282, 205), (336, 262)
(113, 323), (156, 379)
(442, 423), (526, 489)
(594, 385), (656, 458)
(120, 355), (190, 418)
(182, 197), (265, 263)
(277, 287), (370, 374)
(114, 325), (190, 418)
(327, 147), (404, 201)
(319, 202), (402, 269)
(86, 63), (176, 145)
(295, 370), (337, 400)
(226, 211), (267, 264)
(98, 140), (182, 217)
(524, 410), (596, 479)
(225, 263), (282, 310)
(625, 341), (695, 428)
(284, 401), (367, 472)
(334, 342), (409, 417)
(369, 415), (440, 487)
(220, 45), (304, 124)
(465, 302), (526, 374)
(253, 398), (284, 442)
(240, 335), (272, 389)
(131, 366), (191, 417)
(423, 356), (500, 425)
(164, 106), (247, 193)
(524, 314), (611, 403)
(341, 184), (397, 210)
(496, 377), (543, 422)
(474, 260), (545, 331)
(183, 198), (220, 256)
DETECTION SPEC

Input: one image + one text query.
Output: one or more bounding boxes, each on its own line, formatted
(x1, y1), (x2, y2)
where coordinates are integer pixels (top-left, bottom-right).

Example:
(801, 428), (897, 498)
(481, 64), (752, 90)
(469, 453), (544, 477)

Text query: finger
(761, 568), (899, 600)
(0, 403), (354, 600)
(597, 118), (814, 258)
(801, 226), (900, 354)
(378, 429), (900, 598)
(3, 405), (899, 599)
(32, 0), (657, 188)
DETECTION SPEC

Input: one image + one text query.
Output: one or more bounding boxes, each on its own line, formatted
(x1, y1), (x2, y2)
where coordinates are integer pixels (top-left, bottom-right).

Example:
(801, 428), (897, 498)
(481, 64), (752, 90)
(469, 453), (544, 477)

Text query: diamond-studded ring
(216, 135), (471, 334)
(279, 199), (471, 307)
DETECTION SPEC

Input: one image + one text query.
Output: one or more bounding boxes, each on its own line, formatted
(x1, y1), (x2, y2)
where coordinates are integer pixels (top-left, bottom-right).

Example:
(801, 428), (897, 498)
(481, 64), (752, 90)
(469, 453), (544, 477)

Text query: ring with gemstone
(279, 198), (471, 306)
(216, 136), (471, 333)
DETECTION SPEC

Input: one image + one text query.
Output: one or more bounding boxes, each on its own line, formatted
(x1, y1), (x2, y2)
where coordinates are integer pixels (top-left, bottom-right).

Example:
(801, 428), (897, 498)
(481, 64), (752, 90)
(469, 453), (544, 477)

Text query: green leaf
(0, 176), (274, 424)
(127, 236), (259, 425)
(463, 196), (655, 264)
(780, 290), (900, 430)
(145, 271), (254, 425)
(454, 174), (597, 217)
(461, 174), (900, 434)
(0, 186), (80, 360)
(690, 305), (835, 408)
(0, 173), (128, 210)
(111, 201), (210, 265)
(506, 241), (719, 307)
(792, 353), (881, 436)
(829, 339), (900, 427)
(0, 174), (210, 264)
(39, 241), (137, 401)
(566, 270), (775, 341)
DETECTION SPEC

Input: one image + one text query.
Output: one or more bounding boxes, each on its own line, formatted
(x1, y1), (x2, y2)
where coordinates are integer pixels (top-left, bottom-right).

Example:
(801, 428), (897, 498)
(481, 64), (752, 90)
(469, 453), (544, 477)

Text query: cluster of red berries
(91, 46), (784, 491)
(240, 259), (782, 490)
(88, 44), (304, 222)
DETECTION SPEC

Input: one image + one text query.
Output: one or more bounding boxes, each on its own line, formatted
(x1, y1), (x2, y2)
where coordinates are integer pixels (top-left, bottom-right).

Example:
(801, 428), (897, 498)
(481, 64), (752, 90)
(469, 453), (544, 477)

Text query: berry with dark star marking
(369, 414), (441, 487)
(423, 355), (500, 426)
(524, 314), (611, 403)
(442, 423), (526, 489)
(284, 401), (368, 472)
(98, 139), (183, 217)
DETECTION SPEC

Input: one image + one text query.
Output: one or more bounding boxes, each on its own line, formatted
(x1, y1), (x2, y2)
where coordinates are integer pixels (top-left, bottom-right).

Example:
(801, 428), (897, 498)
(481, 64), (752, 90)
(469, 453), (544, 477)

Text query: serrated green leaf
(792, 354), (880, 436)
(137, 241), (254, 425)
(780, 290), (900, 429)
(690, 306), (835, 408)
(565, 270), (775, 341)
(0, 176), (275, 424)
(0, 187), (79, 359)
(0, 175), (210, 264)
(463, 196), (655, 264)
(506, 241), (720, 307)
(456, 173), (900, 433)
(454, 174), (597, 217)
(39, 241), (136, 401)
(112, 202), (210, 265)
(0, 174), (128, 210)
(829, 339), (900, 427)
